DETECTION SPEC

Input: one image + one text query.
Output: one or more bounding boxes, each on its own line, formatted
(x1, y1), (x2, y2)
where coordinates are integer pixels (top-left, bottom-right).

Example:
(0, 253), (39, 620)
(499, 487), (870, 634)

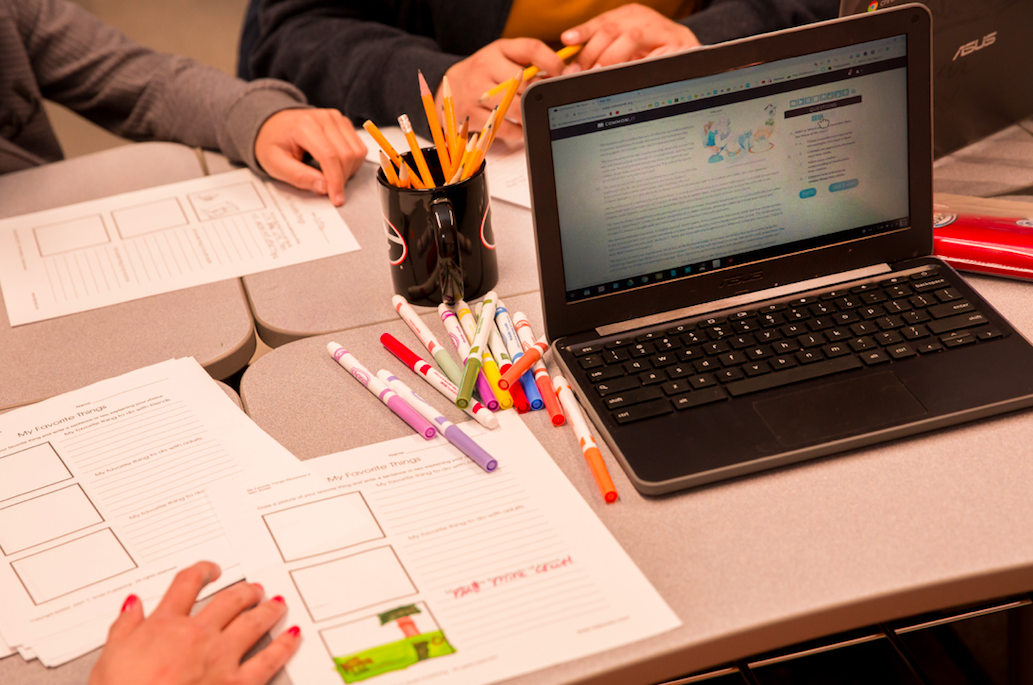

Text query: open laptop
(840, 0), (1033, 158)
(521, 5), (1033, 495)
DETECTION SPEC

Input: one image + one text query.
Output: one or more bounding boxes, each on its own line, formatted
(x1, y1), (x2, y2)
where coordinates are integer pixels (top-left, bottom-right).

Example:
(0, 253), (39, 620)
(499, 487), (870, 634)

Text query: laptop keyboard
(567, 266), (1005, 425)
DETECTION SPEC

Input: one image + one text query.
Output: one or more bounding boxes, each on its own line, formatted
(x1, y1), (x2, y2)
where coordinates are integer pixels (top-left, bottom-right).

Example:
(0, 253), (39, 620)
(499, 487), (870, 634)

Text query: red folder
(933, 212), (1033, 281)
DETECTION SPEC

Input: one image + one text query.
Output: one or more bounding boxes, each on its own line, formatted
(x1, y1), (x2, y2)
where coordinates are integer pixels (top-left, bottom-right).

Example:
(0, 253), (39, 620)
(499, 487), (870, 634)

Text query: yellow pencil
(457, 116), (470, 146)
(418, 71), (451, 182)
(363, 120), (426, 189)
(398, 163), (411, 189)
(461, 110), (496, 181)
(379, 150), (400, 187)
(398, 114), (435, 188)
(478, 44), (583, 102)
(481, 70), (521, 158)
(447, 134), (478, 185)
(442, 75), (460, 175)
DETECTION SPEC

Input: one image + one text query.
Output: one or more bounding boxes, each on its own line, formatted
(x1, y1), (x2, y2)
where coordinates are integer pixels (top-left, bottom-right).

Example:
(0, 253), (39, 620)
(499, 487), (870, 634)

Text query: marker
(483, 315), (530, 413)
(378, 371), (498, 473)
(380, 333), (498, 429)
(456, 292), (496, 408)
(392, 295), (464, 386)
(497, 332), (548, 389)
(472, 302), (513, 410)
(511, 312), (564, 426)
(494, 301), (544, 410)
(327, 342), (436, 439)
(554, 376), (618, 503)
(438, 304), (499, 411)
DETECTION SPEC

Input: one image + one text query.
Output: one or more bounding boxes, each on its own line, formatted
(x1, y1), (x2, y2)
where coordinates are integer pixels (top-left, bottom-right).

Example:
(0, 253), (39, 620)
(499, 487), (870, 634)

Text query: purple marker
(327, 342), (436, 439)
(378, 371), (498, 473)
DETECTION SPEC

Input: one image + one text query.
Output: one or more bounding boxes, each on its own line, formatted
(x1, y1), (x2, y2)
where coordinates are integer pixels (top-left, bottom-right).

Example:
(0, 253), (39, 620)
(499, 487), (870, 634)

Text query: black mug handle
(431, 197), (463, 305)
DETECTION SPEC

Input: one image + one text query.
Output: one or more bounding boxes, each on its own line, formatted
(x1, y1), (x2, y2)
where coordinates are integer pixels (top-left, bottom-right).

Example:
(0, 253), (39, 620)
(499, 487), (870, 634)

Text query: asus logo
(953, 32), (996, 60)
(719, 271), (763, 288)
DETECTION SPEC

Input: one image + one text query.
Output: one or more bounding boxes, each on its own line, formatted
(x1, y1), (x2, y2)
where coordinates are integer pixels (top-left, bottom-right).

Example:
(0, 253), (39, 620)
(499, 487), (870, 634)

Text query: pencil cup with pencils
(378, 148), (498, 307)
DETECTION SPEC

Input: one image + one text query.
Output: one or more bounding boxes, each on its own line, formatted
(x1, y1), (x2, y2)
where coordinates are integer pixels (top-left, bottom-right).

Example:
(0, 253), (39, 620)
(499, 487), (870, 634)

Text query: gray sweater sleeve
(18, 0), (309, 171)
(682, 0), (841, 45)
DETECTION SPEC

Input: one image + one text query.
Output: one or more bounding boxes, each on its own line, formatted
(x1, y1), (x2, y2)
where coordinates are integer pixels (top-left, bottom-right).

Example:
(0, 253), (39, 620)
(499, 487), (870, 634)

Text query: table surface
(0, 142), (257, 411)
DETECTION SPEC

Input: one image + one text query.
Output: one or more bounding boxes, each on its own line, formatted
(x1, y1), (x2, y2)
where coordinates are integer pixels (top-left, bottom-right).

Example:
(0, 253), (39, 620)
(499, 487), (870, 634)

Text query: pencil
(457, 116), (470, 145)
(447, 134), (478, 185)
(461, 108), (496, 181)
(398, 162), (411, 189)
(398, 114), (435, 188)
(483, 70), (522, 156)
(442, 75), (460, 176)
(363, 120), (426, 190)
(478, 44), (583, 102)
(418, 71), (452, 182)
(378, 150), (400, 187)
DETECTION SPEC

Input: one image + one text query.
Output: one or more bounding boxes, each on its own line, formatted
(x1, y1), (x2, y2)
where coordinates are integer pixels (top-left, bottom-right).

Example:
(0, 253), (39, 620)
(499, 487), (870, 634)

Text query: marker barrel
(392, 295), (464, 385)
(554, 376), (618, 503)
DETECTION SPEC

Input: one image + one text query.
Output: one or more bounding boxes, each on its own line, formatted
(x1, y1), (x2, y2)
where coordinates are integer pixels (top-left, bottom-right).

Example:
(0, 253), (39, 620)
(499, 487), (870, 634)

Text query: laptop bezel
(522, 6), (933, 342)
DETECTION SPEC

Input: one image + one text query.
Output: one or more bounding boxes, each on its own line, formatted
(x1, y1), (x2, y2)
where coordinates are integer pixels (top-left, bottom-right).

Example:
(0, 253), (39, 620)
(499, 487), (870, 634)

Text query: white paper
(0, 169), (360, 326)
(212, 410), (679, 685)
(0, 358), (300, 666)
(359, 127), (531, 208)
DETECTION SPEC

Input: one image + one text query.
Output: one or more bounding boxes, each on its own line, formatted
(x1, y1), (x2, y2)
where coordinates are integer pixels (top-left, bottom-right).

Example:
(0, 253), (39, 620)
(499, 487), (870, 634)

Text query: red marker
(511, 313), (565, 427)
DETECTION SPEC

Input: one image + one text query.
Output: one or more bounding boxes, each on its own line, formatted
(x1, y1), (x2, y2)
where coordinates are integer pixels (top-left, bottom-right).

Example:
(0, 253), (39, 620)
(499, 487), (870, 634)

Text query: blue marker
(494, 301), (544, 410)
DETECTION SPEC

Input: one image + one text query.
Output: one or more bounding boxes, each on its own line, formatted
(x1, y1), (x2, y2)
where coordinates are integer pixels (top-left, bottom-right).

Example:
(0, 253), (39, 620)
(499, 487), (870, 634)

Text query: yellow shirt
(501, 0), (698, 45)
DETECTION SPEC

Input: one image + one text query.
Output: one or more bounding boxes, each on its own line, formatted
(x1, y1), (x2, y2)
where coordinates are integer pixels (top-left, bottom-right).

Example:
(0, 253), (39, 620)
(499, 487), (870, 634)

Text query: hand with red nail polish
(88, 561), (300, 685)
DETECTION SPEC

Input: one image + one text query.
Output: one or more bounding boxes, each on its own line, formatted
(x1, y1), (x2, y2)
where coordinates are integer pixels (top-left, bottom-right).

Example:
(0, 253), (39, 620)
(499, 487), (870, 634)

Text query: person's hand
(255, 108), (367, 206)
(561, 3), (701, 72)
(437, 39), (566, 142)
(88, 561), (300, 685)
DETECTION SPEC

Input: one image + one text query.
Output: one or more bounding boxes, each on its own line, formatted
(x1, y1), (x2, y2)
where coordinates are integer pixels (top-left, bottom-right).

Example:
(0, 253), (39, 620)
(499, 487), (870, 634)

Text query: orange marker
(510, 312), (563, 426)
(498, 333), (548, 390)
(398, 114), (434, 188)
(418, 71), (452, 181)
(363, 120), (426, 190)
(554, 376), (618, 503)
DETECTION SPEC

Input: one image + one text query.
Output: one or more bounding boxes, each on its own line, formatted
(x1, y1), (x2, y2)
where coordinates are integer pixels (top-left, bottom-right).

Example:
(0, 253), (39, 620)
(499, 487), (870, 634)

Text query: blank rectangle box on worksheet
(34, 215), (110, 257)
(264, 492), (384, 562)
(0, 484), (103, 555)
(0, 443), (72, 503)
(291, 547), (416, 623)
(112, 198), (189, 239)
(13, 529), (135, 604)
(187, 182), (265, 221)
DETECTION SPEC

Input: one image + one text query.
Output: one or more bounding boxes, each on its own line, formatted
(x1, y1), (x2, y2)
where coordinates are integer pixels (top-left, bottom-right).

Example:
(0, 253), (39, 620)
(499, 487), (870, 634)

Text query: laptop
(840, 0), (1033, 158)
(521, 5), (1033, 495)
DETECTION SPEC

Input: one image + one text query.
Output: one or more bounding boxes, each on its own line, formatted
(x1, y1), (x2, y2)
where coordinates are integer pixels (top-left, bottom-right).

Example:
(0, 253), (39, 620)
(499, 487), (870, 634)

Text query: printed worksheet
(358, 127), (531, 208)
(213, 410), (679, 685)
(0, 358), (300, 666)
(0, 169), (360, 326)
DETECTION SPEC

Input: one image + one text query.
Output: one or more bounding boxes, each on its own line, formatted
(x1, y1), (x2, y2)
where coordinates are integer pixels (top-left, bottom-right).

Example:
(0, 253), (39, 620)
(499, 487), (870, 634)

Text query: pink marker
(327, 342), (436, 439)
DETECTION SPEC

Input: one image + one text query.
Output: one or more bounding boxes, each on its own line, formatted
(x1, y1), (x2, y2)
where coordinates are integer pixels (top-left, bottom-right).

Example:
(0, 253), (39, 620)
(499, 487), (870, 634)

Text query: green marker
(455, 292), (497, 409)
(392, 295), (463, 385)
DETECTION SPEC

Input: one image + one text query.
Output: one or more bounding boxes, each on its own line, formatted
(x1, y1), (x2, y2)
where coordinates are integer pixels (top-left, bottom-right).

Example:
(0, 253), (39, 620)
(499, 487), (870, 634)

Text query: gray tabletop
(0, 143), (257, 410)
(206, 151), (542, 348)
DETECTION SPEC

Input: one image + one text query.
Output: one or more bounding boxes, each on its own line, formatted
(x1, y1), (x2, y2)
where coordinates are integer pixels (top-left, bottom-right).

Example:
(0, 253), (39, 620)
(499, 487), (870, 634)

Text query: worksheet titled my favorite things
(0, 358), (298, 666)
(214, 410), (680, 685)
(0, 169), (359, 326)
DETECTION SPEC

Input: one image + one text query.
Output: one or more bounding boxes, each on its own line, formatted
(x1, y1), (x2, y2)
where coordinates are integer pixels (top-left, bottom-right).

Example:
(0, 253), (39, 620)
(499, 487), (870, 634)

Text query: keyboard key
(886, 284), (914, 298)
(571, 344), (602, 356)
(913, 276), (948, 292)
(825, 327), (849, 341)
(630, 343), (655, 358)
(595, 377), (640, 396)
(978, 328), (1003, 340)
(624, 360), (649, 373)
(716, 368), (745, 382)
(861, 349), (890, 365)
(875, 316), (904, 330)
(822, 342), (851, 358)
(667, 364), (693, 379)
(587, 366), (624, 383)
(909, 293), (937, 308)
(928, 300), (974, 319)
(934, 287), (962, 302)
(655, 337), (682, 352)
(796, 349), (824, 364)
(917, 340), (945, 354)
(604, 386), (663, 410)
(650, 352), (678, 367)
(760, 313), (786, 327)
(860, 291), (888, 304)
(718, 351), (748, 367)
(744, 361), (771, 376)
(832, 311), (860, 325)
(849, 336), (877, 352)
(943, 335), (976, 348)
(835, 295), (862, 309)
(884, 299), (911, 314)
(729, 310), (753, 320)
(874, 331), (903, 345)
(809, 302), (833, 316)
(770, 356), (798, 370)
(858, 306), (884, 319)
(689, 374), (718, 389)
(731, 319), (760, 334)
(578, 355), (605, 369)
(706, 325), (733, 340)
(613, 398), (672, 423)
(602, 348), (630, 364)
(678, 347), (705, 364)
(639, 370), (666, 385)
(797, 333), (827, 348)
(671, 387), (728, 410)
(693, 359), (719, 373)
(901, 310), (930, 324)
(771, 339), (800, 354)
(702, 341), (731, 355)
(700, 316), (727, 327)
(901, 325), (929, 340)
(785, 308), (810, 322)
(851, 321), (878, 336)
(605, 338), (634, 349)
(661, 380), (692, 396)
(887, 343), (917, 359)
(681, 331), (705, 345)
(927, 311), (988, 335)
(726, 356), (862, 397)
(909, 267), (940, 281)
(746, 345), (773, 360)
(808, 317), (836, 330)
(880, 277), (909, 288)
(755, 329), (783, 343)
(850, 282), (879, 293)
(781, 323), (807, 337)
(666, 323), (694, 335)
(757, 303), (787, 313)
(729, 334), (756, 349)
(820, 289), (849, 300)
(636, 331), (663, 343)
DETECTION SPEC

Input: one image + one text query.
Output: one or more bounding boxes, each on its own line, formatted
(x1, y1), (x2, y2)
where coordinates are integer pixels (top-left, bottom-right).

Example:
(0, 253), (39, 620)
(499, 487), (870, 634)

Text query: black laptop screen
(548, 35), (910, 303)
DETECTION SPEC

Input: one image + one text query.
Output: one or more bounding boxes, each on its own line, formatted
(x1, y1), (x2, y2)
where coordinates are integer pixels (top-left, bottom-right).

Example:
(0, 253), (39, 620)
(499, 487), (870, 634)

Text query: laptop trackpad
(753, 371), (928, 448)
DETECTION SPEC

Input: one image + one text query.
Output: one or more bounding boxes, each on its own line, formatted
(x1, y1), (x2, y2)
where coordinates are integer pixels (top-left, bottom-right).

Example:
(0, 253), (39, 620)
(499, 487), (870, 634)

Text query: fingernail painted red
(288, 626), (301, 638)
(121, 595), (138, 612)
(272, 595), (285, 604)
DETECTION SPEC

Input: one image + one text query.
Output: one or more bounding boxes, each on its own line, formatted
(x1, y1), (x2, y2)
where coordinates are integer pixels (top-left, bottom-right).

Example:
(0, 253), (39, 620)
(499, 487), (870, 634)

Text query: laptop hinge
(597, 264), (892, 337)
